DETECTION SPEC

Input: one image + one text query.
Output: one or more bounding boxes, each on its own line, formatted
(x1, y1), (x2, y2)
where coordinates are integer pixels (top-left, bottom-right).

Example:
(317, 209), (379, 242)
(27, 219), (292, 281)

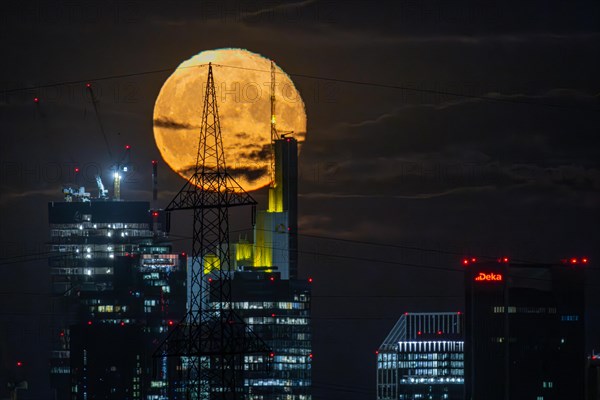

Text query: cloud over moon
(153, 117), (199, 130)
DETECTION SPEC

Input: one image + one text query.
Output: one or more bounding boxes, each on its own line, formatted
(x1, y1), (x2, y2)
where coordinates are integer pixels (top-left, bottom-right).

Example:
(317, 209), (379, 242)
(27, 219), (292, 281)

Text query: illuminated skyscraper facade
(225, 272), (311, 399)
(48, 198), (186, 400)
(464, 258), (586, 400)
(377, 312), (464, 400)
(198, 136), (312, 398)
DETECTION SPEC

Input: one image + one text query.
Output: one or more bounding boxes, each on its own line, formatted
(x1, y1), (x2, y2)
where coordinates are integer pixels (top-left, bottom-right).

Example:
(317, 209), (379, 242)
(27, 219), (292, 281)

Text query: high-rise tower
(464, 258), (586, 400)
(48, 188), (186, 400)
(226, 135), (311, 399)
(216, 60), (310, 398)
(254, 137), (298, 279)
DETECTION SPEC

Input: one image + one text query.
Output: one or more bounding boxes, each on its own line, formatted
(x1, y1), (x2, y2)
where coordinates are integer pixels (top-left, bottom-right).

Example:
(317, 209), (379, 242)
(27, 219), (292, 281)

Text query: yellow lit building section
(268, 186), (283, 212)
(253, 214), (273, 271)
(203, 254), (220, 275)
(235, 241), (253, 263)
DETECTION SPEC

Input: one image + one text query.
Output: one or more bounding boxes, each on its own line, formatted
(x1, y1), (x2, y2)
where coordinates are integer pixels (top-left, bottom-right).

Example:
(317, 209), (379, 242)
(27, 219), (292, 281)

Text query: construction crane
(95, 175), (108, 199)
(112, 144), (131, 200)
(154, 63), (270, 399)
(85, 83), (131, 200)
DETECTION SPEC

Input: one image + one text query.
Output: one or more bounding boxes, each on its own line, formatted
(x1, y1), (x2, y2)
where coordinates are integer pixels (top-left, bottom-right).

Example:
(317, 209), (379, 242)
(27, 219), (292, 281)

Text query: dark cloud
(240, 144), (271, 162)
(153, 117), (199, 130)
(228, 166), (269, 183)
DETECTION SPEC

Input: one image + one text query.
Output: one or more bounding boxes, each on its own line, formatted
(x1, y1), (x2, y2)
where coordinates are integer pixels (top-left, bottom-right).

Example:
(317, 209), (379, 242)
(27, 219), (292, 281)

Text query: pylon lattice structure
(154, 63), (271, 399)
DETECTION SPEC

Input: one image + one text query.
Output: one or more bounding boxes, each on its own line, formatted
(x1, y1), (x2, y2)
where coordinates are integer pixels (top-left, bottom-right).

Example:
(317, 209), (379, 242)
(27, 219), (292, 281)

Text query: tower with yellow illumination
(224, 134), (311, 399)
(252, 136), (298, 279)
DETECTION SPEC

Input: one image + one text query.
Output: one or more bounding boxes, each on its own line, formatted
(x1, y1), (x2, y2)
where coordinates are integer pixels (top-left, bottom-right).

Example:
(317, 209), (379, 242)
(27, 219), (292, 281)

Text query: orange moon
(153, 48), (307, 192)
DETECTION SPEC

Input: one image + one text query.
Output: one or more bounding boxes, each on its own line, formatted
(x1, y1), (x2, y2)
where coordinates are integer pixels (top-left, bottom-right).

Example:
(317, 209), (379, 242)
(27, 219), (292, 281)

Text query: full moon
(153, 48), (307, 192)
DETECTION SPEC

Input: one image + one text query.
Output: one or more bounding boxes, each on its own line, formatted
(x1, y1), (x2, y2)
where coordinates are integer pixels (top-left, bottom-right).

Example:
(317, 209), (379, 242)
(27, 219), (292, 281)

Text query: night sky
(1, 1), (599, 398)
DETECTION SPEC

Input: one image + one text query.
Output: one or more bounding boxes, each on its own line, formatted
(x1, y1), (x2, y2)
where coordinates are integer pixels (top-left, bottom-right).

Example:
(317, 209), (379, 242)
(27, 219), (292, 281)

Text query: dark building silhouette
(587, 355), (600, 400)
(48, 197), (186, 400)
(376, 312), (464, 400)
(464, 258), (586, 400)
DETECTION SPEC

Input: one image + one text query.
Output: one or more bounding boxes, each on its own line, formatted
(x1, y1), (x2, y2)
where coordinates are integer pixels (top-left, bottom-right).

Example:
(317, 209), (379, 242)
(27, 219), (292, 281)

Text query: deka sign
(474, 272), (503, 282)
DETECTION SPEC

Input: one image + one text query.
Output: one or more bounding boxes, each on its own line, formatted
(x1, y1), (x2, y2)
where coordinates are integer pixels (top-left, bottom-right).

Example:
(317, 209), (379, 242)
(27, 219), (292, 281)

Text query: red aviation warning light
(564, 257), (589, 265)
(462, 258), (479, 265)
(33, 97), (39, 103)
(85, 83), (92, 88)
(308, 277), (313, 283)
(16, 361), (23, 367)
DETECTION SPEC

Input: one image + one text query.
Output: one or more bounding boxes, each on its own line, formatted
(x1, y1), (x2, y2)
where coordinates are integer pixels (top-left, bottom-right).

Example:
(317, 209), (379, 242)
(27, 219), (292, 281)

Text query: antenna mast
(269, 60), (279, 187)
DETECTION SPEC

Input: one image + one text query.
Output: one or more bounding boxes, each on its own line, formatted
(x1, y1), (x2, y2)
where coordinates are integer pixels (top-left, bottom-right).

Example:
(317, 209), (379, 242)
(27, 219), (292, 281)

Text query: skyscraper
(199, 136), (312, 399)
(464, 257), (586, 400)
(48, 190), (186, 400)
(376, 312), (465, 400)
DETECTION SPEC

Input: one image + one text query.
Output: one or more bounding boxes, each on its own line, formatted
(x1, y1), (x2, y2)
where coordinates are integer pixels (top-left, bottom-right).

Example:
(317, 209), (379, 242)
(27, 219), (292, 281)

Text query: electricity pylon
(155, 63), (270, 400)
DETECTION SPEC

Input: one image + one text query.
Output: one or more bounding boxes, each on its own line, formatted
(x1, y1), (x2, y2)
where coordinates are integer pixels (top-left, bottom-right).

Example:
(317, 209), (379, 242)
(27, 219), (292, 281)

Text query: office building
(226, 272), (311, 399)
(192, 136), (311, 399)
(464, 257), (586, 400)
(376, 312), (464, 400)
(49, 190), (186, 400)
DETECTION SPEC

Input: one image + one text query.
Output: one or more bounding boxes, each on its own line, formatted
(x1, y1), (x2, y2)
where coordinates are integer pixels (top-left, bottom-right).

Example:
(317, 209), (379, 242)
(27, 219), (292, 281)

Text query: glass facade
(48, 200), (186, 400)
(377, 312), (464, 400)
(215, 272), (312, 400)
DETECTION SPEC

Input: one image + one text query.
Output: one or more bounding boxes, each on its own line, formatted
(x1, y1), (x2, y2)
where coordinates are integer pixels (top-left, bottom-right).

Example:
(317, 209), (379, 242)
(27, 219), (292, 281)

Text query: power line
(2, 62), (596, 111)
(215, 63), (595, 110)
(1, 229), (593, 288)
(1, 65), (202, 95)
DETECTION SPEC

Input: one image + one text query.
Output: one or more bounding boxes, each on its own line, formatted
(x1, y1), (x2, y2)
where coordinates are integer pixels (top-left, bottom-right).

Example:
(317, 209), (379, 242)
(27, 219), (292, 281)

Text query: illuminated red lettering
(475, 272), (503, 282)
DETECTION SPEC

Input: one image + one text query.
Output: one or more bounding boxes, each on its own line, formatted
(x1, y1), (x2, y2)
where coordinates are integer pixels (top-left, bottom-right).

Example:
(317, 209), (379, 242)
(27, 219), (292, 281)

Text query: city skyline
(1, 1), (599, 399)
